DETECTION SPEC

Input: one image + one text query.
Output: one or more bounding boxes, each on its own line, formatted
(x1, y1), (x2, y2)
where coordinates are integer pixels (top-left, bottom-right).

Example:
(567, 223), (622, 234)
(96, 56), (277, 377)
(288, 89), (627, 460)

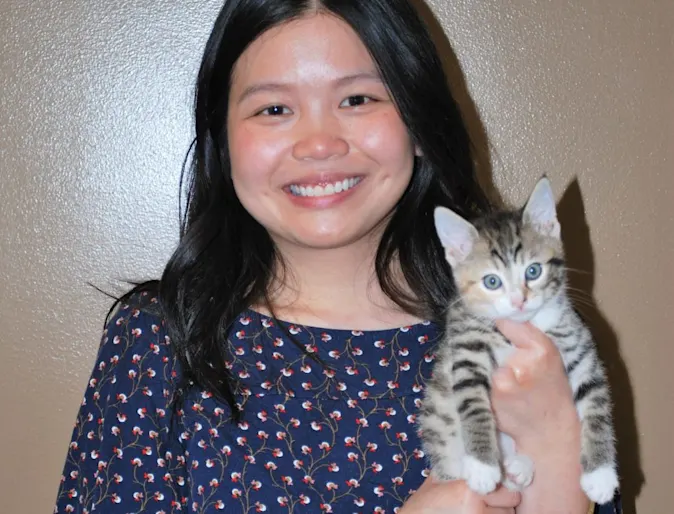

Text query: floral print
(54, 291), (620, 513)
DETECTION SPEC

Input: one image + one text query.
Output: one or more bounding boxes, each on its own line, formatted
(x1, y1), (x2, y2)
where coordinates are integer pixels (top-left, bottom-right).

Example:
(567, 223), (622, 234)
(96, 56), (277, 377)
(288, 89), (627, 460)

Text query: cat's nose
(510, 295), (525, 310)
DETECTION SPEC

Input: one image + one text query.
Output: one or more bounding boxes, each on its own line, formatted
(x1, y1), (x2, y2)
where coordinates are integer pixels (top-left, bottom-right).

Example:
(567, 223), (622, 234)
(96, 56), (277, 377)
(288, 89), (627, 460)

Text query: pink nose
(511, 297), (525, 310)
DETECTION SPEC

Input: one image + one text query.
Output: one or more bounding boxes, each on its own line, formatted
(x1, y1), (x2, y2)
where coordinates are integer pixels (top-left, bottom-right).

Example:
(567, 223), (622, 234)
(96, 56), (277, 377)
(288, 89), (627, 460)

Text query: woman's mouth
(287, 177), (363, 198)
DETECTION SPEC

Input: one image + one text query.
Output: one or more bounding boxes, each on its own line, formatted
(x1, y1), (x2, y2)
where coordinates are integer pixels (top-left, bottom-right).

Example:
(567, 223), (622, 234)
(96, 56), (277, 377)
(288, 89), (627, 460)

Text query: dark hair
(111, 0), (489, 419)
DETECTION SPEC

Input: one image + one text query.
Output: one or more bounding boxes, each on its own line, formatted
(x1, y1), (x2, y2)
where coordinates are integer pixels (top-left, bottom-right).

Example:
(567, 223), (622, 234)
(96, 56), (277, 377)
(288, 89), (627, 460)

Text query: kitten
(418, 177), (619, 504)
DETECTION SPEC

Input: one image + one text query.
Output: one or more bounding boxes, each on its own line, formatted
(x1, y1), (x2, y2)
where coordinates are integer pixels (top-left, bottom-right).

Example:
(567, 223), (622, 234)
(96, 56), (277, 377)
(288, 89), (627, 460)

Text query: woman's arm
(490, 320), (592, 514)
(54, 296), (187, 513)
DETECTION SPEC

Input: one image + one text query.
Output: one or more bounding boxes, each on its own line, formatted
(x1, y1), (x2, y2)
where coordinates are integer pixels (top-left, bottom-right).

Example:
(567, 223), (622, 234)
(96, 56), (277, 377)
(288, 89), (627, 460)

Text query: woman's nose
(292, 114), (349, 161)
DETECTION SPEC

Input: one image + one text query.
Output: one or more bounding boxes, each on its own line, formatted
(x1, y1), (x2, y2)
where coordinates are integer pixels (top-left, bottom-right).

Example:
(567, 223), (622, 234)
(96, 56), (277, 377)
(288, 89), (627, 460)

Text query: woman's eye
(340, 95), (373, 108)
(258, 105), (291, 116)
(525, 263), (543, 281)
(482, 274), (503, 290)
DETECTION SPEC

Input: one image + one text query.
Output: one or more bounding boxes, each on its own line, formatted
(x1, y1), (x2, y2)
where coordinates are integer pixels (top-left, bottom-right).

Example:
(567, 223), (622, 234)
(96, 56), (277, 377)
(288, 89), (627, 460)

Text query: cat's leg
(418, 379), (465, 482)
(567, 338), (619, 504)
(499, 432), (534, 491)
(451, 345), (502, 494)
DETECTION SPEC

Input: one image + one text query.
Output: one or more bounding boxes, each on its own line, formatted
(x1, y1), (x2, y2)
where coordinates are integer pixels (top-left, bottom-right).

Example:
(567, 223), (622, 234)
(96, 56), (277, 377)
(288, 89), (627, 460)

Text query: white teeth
(290, 177), (361, 198)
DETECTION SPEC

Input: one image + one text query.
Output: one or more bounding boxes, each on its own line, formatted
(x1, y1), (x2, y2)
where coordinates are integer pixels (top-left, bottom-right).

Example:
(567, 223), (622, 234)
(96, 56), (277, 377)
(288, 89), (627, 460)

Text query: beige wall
(1, 1), (670, 512)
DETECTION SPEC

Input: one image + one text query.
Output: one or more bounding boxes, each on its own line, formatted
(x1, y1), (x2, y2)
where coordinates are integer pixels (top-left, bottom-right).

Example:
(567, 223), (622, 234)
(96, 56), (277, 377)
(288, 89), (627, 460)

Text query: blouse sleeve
(54, 294), (188, 513)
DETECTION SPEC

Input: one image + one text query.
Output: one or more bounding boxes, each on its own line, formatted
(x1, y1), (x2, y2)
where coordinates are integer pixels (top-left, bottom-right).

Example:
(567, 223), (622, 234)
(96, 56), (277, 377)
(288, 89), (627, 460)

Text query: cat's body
(418, 178), (618, 504)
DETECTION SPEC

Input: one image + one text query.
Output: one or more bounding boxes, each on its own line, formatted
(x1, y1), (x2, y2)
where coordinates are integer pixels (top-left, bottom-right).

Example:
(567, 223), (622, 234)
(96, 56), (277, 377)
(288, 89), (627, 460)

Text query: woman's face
(227, 13), (416, 252)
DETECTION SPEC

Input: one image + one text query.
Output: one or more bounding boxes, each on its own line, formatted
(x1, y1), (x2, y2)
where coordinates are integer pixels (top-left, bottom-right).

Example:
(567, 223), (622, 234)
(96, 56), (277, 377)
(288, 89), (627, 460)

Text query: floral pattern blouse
(54, 291), (621, 513)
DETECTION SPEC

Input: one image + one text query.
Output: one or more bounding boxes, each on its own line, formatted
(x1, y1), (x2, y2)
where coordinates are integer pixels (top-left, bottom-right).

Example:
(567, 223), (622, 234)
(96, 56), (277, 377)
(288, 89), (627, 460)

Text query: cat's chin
(498, 310), (537, 323)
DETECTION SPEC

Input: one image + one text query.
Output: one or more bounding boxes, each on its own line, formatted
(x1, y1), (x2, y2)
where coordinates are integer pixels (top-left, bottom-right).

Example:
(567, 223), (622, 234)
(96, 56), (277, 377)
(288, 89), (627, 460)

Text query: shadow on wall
(558, 180), (643, 514)
(415, 2), (644, 512)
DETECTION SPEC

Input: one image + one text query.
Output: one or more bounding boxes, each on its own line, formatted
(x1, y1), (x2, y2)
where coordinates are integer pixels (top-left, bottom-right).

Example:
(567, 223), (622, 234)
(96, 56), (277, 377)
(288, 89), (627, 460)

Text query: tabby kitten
(418, 177), (618, 504)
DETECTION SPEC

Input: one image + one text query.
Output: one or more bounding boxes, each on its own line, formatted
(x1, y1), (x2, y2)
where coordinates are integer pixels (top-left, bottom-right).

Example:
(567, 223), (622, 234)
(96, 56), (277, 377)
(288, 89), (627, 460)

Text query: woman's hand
(491, 319), (578, 449)
(491, 319), (590, 514)
(398, 477), (520, 513)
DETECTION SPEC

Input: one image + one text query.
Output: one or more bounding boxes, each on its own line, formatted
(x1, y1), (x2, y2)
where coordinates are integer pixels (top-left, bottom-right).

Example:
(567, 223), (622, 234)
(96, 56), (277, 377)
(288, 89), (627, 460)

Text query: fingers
(494, 319), (541, 349)
(492, 366), (518, 392)
(495, 319), (560, 357)
(483, 485), (521, 508)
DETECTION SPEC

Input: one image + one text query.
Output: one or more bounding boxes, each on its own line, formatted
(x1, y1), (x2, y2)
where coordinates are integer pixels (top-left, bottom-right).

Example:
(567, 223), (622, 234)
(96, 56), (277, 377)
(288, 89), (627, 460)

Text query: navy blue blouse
(54, 291), (621, 513)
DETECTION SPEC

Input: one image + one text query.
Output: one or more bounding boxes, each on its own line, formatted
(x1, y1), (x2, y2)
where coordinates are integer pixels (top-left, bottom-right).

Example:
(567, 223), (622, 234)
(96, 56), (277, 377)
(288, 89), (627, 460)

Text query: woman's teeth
(289, 177), (362, 197)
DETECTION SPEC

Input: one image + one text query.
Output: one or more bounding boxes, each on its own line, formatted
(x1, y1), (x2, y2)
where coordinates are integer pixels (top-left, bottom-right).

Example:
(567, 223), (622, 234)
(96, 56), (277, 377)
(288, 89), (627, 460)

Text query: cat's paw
(502, 454), (534, 491)
(462, 455), (501, 495)
(581, 465), (619, 504)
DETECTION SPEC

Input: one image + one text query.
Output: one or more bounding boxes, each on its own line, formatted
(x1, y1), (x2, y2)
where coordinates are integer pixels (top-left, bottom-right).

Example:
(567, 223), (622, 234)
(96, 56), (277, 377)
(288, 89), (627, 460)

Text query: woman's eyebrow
(237, 71), (382, 104)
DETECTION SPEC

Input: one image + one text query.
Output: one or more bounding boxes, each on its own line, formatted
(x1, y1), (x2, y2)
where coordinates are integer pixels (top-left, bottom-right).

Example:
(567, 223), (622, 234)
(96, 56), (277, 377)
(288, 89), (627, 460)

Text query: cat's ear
(433, 206), (479, 266)
(523, 176), (561, 239)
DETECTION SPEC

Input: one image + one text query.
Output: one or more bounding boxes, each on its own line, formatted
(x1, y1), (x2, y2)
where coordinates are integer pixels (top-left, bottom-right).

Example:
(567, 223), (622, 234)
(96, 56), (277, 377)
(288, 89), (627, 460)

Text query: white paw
(462, 455), (501, 495)
(502, 454), (534, 491)
(581, 465), (619, 504)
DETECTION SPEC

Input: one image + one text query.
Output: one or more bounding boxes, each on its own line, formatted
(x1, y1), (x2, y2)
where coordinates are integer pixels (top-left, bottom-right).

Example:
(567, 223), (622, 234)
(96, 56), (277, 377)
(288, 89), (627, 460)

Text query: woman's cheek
(230, 126), (287, 182)
(358, 111), (414, 166)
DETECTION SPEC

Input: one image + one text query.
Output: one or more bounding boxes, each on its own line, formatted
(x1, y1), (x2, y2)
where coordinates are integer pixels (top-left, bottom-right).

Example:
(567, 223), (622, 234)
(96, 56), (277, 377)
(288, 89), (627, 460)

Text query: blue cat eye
(483, 274), (503, 290)
(525, 263), (543, 280)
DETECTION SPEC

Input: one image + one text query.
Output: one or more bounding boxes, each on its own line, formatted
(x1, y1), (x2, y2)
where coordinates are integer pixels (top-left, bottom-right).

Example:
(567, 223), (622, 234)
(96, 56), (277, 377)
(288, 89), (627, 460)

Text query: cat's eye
(525, 263), (543, 281)
(482, 274), (503, 290)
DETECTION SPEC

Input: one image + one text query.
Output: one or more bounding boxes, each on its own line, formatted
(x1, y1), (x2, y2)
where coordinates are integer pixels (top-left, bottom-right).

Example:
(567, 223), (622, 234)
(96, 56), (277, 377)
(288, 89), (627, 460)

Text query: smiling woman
(52, 1), (621, 513)
(227, 14), (417, 255)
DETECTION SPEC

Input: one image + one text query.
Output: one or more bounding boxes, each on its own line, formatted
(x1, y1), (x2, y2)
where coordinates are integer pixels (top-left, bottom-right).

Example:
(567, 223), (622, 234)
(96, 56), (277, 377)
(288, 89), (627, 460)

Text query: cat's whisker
(562, 266), (592, 276)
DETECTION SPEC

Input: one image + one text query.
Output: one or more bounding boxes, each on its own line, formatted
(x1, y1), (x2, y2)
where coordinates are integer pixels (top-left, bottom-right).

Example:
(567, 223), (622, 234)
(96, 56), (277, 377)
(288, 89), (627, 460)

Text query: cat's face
(451, 220), (565, 321)
(434, 177), (566, 322)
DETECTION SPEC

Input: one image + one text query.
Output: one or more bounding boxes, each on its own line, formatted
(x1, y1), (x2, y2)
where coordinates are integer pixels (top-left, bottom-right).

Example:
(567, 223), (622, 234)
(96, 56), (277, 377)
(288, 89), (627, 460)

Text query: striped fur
(418, 178), (618, 504)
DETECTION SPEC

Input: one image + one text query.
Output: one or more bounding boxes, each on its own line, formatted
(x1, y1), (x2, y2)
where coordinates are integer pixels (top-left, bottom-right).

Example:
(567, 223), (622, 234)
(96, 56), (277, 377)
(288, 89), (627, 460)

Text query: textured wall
(1, 1), (671, 512)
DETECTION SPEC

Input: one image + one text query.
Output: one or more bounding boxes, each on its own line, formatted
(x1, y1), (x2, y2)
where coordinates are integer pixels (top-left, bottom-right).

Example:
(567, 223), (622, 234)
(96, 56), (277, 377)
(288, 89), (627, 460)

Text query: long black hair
(111, 0), (489, 418)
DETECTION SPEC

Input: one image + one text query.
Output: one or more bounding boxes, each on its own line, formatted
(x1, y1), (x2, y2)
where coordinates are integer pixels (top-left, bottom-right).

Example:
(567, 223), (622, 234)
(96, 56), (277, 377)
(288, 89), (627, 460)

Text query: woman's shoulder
(93, 288), (179, 398)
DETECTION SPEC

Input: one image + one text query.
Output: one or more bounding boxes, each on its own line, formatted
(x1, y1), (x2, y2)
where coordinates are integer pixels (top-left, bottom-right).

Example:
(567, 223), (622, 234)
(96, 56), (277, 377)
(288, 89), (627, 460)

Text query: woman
(54, 0), (621, 512)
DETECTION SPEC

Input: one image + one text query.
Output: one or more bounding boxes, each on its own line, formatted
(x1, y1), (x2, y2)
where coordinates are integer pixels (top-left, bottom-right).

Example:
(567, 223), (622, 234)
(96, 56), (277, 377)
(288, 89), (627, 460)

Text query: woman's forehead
(231, 14), (378, 89)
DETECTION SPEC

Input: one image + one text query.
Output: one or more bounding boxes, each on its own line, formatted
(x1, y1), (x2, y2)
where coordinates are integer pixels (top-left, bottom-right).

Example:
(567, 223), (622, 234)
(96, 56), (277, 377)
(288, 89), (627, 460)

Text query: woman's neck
(255, 235), (423, 330)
